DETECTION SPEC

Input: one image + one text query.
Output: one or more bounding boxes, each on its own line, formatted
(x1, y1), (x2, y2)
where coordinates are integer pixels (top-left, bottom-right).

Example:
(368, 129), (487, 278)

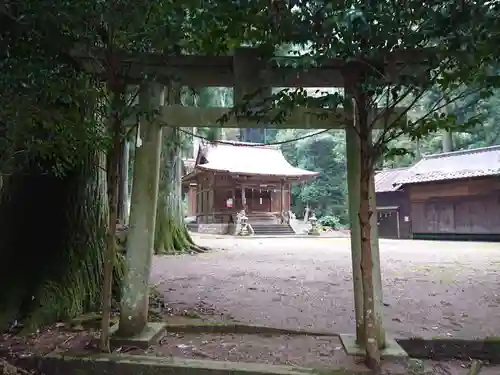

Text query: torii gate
(73, 46), (413, 357)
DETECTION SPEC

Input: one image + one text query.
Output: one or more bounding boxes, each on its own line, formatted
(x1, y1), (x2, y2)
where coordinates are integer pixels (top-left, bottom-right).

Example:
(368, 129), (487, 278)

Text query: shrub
(318, 215), (341, 229)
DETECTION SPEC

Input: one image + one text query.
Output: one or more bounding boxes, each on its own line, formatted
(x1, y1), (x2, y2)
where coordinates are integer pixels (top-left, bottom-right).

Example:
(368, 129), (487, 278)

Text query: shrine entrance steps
(252, 223), (295, 235)
(247, 212), (296, 236)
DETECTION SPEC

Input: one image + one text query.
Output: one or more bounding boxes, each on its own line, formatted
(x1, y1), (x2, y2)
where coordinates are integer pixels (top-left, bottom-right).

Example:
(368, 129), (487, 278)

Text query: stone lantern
(308, 214), (320, 236)
(237, 210), (252, 236)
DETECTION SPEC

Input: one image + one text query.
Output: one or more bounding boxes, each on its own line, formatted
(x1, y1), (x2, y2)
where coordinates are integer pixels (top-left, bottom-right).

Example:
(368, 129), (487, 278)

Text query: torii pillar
(116, 82), (166, 347)
(340, 73), (407, 358)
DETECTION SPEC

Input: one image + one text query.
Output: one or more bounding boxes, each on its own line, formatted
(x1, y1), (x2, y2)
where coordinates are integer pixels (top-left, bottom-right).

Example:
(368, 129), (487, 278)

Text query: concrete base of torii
(110, 322), (166, 350)
(339, 334), (408, 358)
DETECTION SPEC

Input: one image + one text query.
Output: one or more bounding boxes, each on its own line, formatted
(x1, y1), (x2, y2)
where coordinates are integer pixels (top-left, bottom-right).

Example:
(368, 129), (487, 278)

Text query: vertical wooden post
(209, 174), (215, 221)
(118, 82), (164, 337)
(285, 183), (290, 212)
(231, 188), (236, 211)
(241, 185), (246, 210)
(201, 181), (206, 223)
(195, 185), (199, 219)
(188, 183), (197, 216)
(233, 47), (272, 140)
(268, 189), (272, 212)
(280, 180), (285, 223)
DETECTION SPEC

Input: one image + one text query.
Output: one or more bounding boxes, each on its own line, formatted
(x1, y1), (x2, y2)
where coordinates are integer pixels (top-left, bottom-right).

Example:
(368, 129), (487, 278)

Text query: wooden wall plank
(409, 178), (500, 201)
(409, 177), (500, 234)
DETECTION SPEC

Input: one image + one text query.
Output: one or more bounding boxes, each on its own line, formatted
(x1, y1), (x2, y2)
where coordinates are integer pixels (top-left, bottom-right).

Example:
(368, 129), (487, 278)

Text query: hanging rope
(178, 128), (332, 146)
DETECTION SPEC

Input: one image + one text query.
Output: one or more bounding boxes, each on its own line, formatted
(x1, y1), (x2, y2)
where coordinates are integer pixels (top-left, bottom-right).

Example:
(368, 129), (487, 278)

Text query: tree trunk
(154, 127), (208, 254)
(117, 139), (130, 225)
(442, 130), (453, 152)
(415, 139), (421, 160)
(359, 145), (381, 371)
(357, 95), (381, 372)
(100, 86), (123, 352)
(0, 152), (124, 333)
(441, 94), (453, 153)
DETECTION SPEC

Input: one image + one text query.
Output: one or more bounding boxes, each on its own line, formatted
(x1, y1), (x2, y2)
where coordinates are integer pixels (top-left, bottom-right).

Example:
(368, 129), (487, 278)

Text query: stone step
(252, 223), (295, 235)
(252, 225), (292, 230)
(247, 214), (277, 220)
(248, 217), (279, 225)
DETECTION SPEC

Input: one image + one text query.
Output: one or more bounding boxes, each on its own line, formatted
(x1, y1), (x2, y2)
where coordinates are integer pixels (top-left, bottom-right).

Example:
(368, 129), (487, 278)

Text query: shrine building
(182, 141), (319, 234)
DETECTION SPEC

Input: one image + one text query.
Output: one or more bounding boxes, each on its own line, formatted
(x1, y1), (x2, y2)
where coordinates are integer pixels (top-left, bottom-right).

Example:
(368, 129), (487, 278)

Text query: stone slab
(163, 322), (337, 337)
(339, 334), (408, 358)
(37, 353), (346, 375)
(109, 322), (166, 349)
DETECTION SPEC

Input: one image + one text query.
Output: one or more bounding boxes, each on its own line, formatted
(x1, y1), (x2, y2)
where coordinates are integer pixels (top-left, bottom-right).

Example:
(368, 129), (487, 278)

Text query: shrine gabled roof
(375, 167), (408, 192)
(193, 141), (319, 179)
(395, 145), (500, 185)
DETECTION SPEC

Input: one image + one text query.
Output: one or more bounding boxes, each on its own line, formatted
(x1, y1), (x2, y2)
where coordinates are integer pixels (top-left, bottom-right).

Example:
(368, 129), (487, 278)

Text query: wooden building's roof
(396, 145), (500, 185)
(375, 167), (408, 192)
(188, 141), (319, 180)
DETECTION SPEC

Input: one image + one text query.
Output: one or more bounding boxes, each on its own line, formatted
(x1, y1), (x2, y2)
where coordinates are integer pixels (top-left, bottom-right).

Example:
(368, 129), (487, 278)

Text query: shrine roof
(375, 167), (408, 192)
(193, 141), (319, 179)
(396, 145), (500, 185)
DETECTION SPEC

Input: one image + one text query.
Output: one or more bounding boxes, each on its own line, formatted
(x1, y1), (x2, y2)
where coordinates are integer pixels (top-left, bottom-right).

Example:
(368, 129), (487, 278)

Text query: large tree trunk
(442, 130), (453, 152)
(100, 86), (123, 351)
(0, 151), (124, 333)
(356, 94), (382, 370)
(154, 127), (207, 254)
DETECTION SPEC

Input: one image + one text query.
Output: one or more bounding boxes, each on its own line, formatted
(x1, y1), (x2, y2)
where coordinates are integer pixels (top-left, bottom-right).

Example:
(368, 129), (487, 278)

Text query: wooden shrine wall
(408, 177), (500, 241)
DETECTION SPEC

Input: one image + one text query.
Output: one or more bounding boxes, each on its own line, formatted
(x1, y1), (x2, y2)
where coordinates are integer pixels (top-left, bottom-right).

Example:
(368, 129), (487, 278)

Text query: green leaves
(275, 130), (348, 220)
(260, 0), (500, 162)
(2, 0), (499, 176)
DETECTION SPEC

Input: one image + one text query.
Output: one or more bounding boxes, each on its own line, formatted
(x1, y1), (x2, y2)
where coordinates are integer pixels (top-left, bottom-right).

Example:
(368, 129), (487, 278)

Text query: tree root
(0, 359), (33, 375)
(155, 221), (210, 255)
(185, 230), (210, 252)
(187, 244), (209, 253)
(158, 243), (209, 255)
(466, 360), (482, 375)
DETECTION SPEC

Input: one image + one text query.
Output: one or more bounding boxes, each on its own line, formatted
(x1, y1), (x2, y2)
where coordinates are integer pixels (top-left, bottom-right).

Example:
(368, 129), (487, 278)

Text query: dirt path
(152, 236), (500, 339)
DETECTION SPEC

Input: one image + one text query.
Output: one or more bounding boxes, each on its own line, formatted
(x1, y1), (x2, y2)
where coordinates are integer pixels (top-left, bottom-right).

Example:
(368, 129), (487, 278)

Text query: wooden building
(182, 157), (197, 217)
(374, 168), (412, 239)
(182, 141), (318, 234)
(396, 146), (500, 241)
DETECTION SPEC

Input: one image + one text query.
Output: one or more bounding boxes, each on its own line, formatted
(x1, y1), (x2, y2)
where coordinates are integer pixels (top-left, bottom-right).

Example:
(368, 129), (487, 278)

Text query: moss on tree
(0, 152), (124, 333)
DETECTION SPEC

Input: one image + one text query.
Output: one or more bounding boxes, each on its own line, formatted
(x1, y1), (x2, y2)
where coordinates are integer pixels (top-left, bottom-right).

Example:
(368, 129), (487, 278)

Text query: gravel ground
(151, 236), (500, 340)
